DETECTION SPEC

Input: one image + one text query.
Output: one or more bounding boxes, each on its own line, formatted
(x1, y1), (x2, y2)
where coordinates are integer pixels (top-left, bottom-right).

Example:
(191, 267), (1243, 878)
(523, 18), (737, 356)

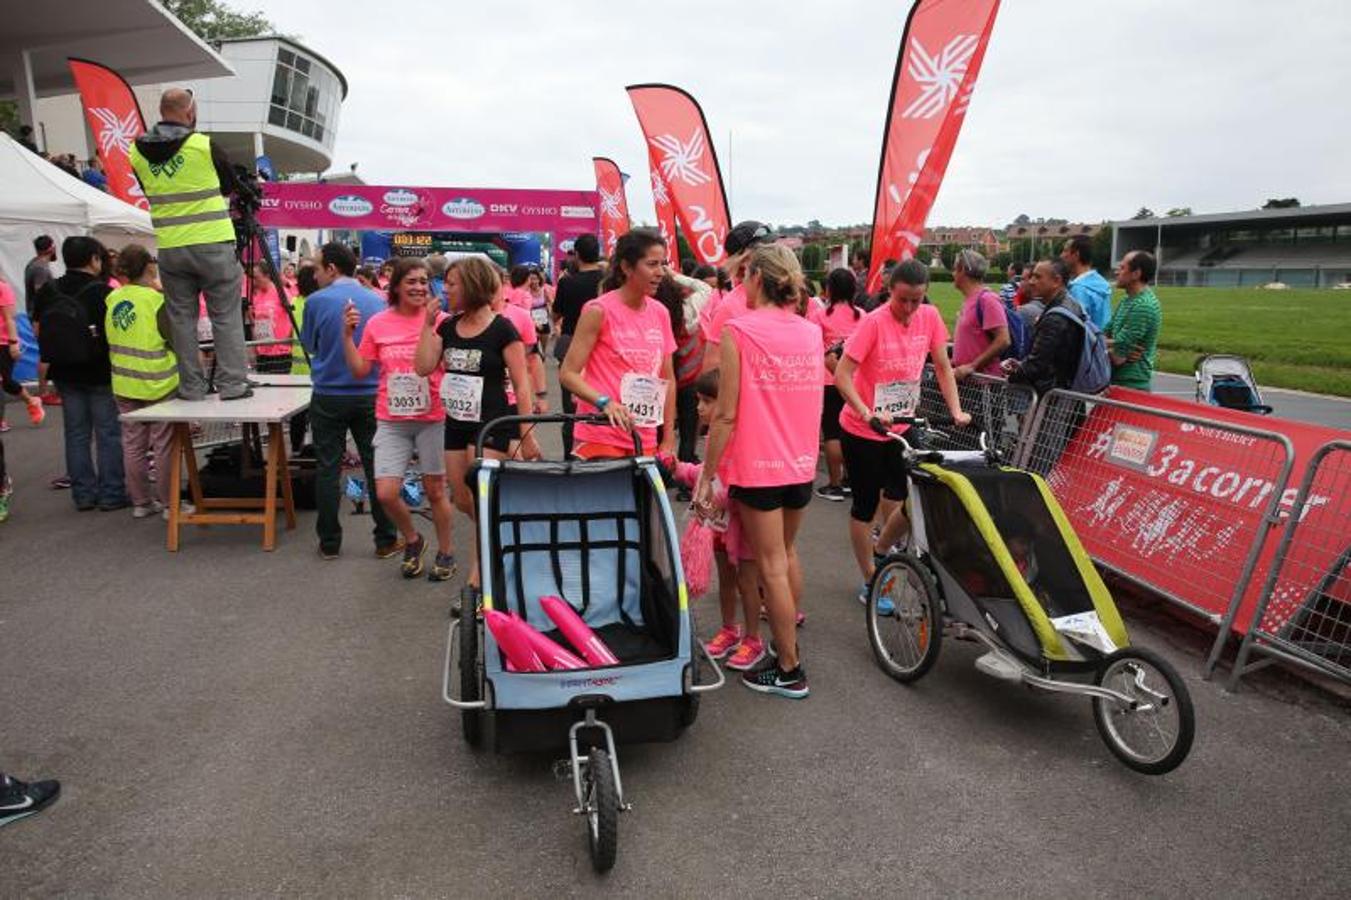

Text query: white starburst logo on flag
(901, 33), (979, 119)
(650, 170), (670, 206)
(599, 187), (624, 221)
(650, 130), (711, 187)
(91, 107), (141, 156)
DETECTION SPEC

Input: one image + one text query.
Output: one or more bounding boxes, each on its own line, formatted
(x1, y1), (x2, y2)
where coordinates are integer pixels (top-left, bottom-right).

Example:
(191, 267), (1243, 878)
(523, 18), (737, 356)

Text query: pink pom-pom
(681, 516), (716, 597)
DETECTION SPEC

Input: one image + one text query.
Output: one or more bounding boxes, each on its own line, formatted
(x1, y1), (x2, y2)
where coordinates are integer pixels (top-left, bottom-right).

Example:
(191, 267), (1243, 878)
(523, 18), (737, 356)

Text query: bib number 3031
(387, 372), (431, 417)
(620, 373), (667, 427)
(873, 379), (920, 420)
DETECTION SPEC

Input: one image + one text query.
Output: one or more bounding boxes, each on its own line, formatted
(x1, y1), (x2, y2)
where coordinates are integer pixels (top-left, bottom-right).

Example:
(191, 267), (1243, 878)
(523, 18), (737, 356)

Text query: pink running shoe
(724, 636), (766, 671)
(704, 625), (743, 661)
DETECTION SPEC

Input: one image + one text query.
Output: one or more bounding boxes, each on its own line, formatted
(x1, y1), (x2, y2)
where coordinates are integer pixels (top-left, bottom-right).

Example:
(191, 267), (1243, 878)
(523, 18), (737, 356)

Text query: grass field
(924, 283), (1351, 396)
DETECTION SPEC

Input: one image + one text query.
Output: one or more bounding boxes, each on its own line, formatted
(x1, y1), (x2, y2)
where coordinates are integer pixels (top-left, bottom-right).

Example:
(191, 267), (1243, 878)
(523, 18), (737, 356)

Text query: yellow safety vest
(128, 132), (236, 249)
(290, 293), (310, 374)
(105, 284), (180, 401)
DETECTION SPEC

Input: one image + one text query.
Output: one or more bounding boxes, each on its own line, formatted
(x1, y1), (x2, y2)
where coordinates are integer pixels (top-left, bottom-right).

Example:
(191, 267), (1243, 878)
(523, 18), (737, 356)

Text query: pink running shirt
(699, 283), (751, 344)
(840, 303), (948, 442)
(573, 290), (677, 453)
(952, 289), (1008, 377)
(497, 302), (538, 348)
(249, 282), (292, 357)
(721, 307), (824, 488)
(358, 307), (449, 422)
(0, 278), (15, 344)
(810, 301), (864, 386)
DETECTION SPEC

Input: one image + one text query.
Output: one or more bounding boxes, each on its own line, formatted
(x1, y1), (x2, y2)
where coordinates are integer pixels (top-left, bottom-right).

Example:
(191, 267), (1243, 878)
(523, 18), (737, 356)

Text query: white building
(35, 35), (348, 178)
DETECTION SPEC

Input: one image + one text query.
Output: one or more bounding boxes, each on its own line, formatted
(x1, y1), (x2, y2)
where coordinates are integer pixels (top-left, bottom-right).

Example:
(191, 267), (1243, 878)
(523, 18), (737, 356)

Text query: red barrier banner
(67, 58), (148, 211)
(1045, 387), (1346, 636)
(592, 157), (630, 255)
(626, 84), (730, 266)
(866, 0), (1000, 293)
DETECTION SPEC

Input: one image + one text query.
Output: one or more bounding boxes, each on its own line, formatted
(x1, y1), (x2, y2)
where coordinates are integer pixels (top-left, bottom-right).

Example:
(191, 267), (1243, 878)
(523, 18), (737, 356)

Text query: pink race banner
(257, 183), (600, 240)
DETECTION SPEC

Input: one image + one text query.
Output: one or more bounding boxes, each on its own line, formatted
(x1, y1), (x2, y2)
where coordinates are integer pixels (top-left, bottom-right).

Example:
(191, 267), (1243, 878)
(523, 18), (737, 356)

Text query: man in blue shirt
(80, 157), (108, 192)
(302, 241), (400, 559)
(1061, 234), (1111, 328)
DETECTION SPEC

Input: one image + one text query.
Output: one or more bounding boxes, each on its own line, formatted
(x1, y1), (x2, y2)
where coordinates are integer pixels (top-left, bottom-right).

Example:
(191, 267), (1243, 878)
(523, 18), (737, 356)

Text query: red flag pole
(67, 57), (149, 211)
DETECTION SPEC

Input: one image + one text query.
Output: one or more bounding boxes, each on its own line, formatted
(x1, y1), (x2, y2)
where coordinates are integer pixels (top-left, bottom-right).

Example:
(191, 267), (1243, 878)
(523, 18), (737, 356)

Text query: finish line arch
(258, 182), (599, 277)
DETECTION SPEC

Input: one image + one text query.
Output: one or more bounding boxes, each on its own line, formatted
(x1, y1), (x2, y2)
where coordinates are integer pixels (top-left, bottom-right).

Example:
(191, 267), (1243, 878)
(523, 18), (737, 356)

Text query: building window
(267, 44), (336, 145)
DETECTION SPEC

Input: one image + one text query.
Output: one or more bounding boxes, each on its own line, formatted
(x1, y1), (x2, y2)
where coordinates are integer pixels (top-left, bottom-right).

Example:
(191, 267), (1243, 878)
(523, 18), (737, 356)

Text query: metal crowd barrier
(1013, 389), (1296, 672)
(918, 364), (1039, 460)
(1225, 440), (1351, 689)
(191, 337), (302, 450)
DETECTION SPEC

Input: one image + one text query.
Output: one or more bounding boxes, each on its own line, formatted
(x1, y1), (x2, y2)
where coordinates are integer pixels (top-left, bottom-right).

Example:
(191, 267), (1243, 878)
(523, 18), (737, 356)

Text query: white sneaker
(132, 504), (158, 519)
(162, 502), (196, 521)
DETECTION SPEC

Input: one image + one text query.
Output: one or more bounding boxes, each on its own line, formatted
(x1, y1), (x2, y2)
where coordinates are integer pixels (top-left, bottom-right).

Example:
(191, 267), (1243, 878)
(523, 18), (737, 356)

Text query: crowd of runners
(10, 213), (1159, 706)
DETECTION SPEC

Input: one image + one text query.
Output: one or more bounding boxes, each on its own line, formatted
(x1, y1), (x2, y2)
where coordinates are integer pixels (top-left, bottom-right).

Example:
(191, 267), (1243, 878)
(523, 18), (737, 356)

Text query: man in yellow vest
(129, 88), (252, 401)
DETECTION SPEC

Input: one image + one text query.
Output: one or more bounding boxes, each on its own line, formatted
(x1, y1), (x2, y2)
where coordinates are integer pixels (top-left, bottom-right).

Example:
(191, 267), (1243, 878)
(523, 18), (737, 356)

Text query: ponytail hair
(746, 244), (805, 309)
(825, 267), (861, 319)
(601, 228), (666, 292)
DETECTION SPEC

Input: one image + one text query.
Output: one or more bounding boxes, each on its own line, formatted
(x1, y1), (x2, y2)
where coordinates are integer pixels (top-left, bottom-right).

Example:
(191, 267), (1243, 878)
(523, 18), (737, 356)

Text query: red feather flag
(592, 156), (631, 255)
(866, 1), (1001, 293)
(626, 84), (730, 266)
(68, 58), (149, 210)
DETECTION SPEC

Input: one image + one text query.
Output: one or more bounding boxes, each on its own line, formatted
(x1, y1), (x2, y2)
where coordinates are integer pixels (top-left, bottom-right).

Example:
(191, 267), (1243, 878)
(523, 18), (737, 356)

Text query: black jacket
(33, 271), (113, 386)
(132, 122), (239, 197)
(1008, 290), (1084, 396)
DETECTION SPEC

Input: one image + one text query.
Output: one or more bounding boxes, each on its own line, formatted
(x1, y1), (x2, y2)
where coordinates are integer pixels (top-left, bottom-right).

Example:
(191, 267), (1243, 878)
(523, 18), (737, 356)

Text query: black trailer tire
(585, 748), (619, 872)
(1093, 647), (1195, 775)
(459, 589), (483, 747)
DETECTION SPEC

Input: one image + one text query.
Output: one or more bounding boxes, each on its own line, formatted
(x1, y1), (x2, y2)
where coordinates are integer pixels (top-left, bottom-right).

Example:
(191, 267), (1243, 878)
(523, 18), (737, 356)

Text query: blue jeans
(57, 383), (127, 508)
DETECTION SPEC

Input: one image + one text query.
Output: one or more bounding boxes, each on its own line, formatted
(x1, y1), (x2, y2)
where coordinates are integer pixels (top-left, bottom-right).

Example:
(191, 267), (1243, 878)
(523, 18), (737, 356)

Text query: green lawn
(924, 283), (1351, 396)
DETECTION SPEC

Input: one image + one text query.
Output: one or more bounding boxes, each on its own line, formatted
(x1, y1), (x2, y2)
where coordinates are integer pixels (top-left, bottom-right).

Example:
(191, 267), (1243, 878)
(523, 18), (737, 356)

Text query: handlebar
(476, 413), (643, 458)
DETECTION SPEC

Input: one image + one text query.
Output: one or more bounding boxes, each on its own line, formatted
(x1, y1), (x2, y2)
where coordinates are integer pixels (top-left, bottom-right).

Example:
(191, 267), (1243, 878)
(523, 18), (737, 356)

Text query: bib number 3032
(387, 372), (431, 417)
(873, 379), (920, 420)
(441, 373), (484, 422)
(620, 373), (667, 427)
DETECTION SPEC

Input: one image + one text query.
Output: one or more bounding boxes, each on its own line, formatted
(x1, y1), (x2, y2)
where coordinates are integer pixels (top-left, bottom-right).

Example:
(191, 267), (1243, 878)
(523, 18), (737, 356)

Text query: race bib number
(531, 306), (549, 329)
(441, 373), (484, 422)
(873, 379), (920, 419)
(253, 316), (275, 342)
(620, 373), (666, 427)
(387, 372), (431, 417)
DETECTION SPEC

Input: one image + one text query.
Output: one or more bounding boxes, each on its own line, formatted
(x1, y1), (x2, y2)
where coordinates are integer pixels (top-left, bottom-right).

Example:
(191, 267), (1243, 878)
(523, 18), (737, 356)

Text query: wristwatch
(595, 395), (611, 411)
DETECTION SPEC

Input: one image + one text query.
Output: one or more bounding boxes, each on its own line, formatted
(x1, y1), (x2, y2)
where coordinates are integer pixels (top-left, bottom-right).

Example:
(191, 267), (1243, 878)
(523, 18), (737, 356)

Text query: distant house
(1003, 222), (1104, 245)
(920, 226), (1000, 258)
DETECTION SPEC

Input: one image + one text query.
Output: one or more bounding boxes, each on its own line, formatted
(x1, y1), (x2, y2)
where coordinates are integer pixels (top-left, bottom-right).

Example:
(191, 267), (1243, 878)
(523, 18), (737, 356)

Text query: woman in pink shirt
(342, 258), (457, 582)
(246, 263), (294, 374)
(697, 244), (823, 700)
(810, 268), (866, 502)
(492, 271), (547, 421)
(835, 260), (970, 598)
(560, 229), (677, 459)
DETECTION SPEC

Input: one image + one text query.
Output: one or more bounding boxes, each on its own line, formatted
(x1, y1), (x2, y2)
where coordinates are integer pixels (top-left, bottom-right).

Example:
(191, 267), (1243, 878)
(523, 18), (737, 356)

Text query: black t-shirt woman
(415, 257), (539, 590)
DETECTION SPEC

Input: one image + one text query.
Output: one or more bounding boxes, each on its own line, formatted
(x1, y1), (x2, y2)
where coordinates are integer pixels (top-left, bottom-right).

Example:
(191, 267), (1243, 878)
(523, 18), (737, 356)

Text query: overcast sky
(266, 0), (1351, 228)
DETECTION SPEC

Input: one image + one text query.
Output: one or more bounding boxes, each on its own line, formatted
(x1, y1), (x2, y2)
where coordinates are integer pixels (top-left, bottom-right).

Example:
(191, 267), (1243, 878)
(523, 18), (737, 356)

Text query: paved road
(1153, 372), (1351, 431)
(2, 397), (1349, 897)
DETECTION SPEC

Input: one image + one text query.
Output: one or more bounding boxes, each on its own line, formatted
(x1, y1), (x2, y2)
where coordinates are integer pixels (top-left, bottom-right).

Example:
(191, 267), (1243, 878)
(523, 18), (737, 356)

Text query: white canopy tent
(0, 131), (153, 293)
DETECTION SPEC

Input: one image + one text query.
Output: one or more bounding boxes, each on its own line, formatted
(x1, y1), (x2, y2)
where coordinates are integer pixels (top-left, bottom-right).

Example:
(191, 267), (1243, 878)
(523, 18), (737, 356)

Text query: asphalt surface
(2, 383), (1349, 898)
(1153, 372), (1351, 431)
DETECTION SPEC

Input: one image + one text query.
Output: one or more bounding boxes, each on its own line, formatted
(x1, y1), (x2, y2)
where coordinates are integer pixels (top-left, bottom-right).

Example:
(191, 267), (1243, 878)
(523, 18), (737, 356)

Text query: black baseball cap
(724, 220), (772, 256)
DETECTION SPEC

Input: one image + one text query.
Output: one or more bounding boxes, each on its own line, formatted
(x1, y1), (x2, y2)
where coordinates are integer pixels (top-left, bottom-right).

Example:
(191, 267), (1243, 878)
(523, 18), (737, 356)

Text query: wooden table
(247, 373), (312, 388)
(120, 388), (312, 551)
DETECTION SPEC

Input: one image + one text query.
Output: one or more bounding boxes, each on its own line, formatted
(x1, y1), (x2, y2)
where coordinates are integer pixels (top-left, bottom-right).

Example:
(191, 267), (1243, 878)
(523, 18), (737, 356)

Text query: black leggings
(0, 350), (23, 396)
(841, 432), (908, 522)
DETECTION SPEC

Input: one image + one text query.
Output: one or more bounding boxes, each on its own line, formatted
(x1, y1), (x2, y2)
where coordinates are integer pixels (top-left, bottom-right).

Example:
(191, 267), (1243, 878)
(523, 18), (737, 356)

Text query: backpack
(1045, 304), (1111, 394)
(38, 281), (102, 366)
(974, 289), (1032, 361)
